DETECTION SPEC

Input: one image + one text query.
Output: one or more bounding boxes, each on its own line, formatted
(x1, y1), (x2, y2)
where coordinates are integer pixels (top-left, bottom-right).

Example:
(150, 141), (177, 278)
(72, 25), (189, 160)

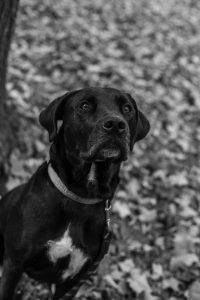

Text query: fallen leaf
(139, 207), (157, 222)
(168, 172), (188, 187)
(113, 201), (132, 219)
(129, 240), (143, 252)
(188, 281), (200, 300)
(174, 232), (196, 254)
(151, 263), (163, 280)
(76, 283), (94, 299)
(119, 259), (135, 274)
(180, 206), (197, 218)
(163, 277), (180, 292)
(128, 269), (156, 300)
(170, 253), (199, 271)
(104, 274), (125, 294)
(126, 178), (140, 199)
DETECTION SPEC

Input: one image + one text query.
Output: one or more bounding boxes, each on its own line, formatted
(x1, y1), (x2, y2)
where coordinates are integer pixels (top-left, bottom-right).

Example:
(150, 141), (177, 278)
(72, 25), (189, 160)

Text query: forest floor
(4, 0), (200, 299)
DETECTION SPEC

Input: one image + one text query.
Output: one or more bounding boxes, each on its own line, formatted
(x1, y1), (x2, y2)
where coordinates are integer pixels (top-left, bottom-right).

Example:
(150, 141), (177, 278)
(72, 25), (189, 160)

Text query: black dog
(0, 87), (150, 300)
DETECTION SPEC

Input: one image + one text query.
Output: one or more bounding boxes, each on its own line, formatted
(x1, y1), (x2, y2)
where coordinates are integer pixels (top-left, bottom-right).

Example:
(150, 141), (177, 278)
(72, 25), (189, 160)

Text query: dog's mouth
(94, 147), (121, 162)
(80, 138), (129, 163)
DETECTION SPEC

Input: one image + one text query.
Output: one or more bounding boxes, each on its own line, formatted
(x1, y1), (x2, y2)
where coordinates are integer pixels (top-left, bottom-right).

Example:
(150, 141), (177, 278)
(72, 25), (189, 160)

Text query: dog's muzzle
(81, 123), (130, 163)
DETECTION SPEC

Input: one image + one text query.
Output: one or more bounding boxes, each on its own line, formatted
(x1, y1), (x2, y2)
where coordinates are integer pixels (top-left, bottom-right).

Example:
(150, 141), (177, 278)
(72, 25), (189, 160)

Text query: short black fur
(0, 87), (150, 300)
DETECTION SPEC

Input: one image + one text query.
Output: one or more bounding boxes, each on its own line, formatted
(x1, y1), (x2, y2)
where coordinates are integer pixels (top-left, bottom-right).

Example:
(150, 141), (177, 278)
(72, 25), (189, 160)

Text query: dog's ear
(125, 93), (150, 147)
(39, 91), (78, 142)
(136, 109), (150, 142)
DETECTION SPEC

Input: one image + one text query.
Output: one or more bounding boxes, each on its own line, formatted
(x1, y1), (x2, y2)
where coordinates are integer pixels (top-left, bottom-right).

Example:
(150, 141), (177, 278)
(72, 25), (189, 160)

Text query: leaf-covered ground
(4, 0), (200, 299)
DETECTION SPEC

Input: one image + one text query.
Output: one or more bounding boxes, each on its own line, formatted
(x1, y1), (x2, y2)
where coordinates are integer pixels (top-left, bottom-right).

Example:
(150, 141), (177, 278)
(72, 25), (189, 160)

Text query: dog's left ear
(39, 90), (79, 142)
(125, 93), (150, 147)
(136, 109), (150, 142)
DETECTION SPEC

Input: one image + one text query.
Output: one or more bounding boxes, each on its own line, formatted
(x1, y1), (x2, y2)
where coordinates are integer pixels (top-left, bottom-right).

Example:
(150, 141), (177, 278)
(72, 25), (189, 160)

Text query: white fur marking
(0, 266), (2, 278)
(47, 225), (88, 281)
(61, 247), (88, 281)
(57, 120), (63, 133)
(48, 227), (73, 263)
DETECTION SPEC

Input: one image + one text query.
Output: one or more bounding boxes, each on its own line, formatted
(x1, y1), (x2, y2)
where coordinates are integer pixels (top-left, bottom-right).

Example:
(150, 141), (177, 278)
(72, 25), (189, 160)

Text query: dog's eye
(123, 104), (132, 114)
(80, 102), (92, 112)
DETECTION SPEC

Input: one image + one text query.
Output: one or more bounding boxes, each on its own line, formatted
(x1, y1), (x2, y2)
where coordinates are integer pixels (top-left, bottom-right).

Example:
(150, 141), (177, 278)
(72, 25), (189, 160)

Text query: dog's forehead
(68, 88), (128, 107)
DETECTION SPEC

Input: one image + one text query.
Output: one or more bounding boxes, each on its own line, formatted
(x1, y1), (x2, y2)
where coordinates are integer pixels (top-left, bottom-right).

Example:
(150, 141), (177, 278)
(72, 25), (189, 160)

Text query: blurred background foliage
(2, 0), (200, 299)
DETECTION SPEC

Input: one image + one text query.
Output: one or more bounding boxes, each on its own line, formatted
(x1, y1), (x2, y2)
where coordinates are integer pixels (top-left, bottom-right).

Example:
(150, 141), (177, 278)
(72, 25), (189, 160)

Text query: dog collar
(48, 163), (104, 205)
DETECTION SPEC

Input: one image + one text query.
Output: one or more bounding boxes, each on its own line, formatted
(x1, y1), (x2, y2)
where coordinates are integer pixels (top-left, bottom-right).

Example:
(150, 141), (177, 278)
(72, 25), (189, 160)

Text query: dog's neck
(49, 133), (121, 200)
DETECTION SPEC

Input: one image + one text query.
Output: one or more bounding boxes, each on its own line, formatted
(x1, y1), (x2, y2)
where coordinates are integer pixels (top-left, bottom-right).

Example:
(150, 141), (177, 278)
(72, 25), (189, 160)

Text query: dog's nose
(103, 117), (126, 134)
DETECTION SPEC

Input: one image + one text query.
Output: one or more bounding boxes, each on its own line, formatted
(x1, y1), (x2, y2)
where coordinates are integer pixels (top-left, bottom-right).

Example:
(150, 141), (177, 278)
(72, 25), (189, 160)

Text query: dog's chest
(47, 225), (88, 281)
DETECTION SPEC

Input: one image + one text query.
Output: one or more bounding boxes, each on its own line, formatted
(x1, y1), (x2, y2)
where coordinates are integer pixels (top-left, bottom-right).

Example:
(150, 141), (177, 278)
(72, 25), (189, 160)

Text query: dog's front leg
(0, 257), (22, 300)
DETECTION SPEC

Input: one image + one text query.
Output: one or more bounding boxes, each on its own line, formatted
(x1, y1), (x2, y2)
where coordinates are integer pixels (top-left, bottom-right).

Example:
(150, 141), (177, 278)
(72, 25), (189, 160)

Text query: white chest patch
(0, 265), (2, 278)
(47, 225), (88, 281)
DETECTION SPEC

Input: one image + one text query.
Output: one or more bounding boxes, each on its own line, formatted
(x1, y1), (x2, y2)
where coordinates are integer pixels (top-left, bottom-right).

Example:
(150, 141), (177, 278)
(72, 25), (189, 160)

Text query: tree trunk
(0, 0), (20, 194)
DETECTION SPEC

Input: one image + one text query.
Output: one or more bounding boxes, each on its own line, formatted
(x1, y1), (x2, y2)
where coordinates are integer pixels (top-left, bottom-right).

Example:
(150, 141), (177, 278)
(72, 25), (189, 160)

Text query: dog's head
(39, 87), (150, 198)
(39, 87), (150, 163)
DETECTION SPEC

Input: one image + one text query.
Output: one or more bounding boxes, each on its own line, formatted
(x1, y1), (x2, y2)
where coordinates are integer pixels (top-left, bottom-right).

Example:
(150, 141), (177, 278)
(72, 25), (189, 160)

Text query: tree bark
(0, 0), (20, 194)
(0, 0), (19, 103)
